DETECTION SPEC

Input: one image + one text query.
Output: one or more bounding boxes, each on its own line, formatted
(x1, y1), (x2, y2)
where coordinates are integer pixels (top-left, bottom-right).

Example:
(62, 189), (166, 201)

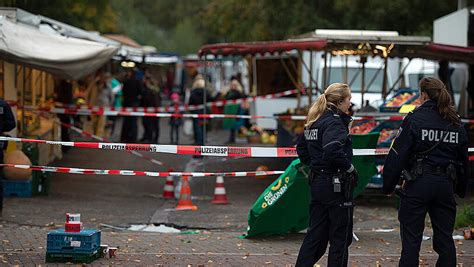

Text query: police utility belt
(309, 170), (355, 202)
(403, 126), (461, 183)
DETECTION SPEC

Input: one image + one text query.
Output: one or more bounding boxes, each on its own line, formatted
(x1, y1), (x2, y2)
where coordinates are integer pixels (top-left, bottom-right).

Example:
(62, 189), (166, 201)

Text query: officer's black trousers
(398, 175), (456, 267)
(296, 178), (353, 267)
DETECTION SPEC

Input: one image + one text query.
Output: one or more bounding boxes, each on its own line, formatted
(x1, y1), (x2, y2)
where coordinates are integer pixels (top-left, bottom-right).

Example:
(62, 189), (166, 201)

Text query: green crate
(45, 250), (101, 264)
(31, 171), (50, 196)
(352, 132), (380, 197)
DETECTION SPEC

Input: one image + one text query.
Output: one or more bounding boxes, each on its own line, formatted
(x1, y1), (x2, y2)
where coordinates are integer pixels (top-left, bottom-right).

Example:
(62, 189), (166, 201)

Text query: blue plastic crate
(3, 179), (32, 197)
(47, 229), (101, 254)
(379, 89), (418, 112)
(370, 173), (383, 185)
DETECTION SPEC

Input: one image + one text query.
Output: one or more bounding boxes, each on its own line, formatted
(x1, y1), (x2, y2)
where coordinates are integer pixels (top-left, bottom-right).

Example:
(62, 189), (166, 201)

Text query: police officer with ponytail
(296, 83), (357, 267)
(383, 77), (469, 267)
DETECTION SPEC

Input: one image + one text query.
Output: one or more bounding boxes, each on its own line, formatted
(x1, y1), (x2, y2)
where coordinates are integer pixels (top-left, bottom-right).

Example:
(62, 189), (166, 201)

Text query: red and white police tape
(0, 136), (298, 157)
(48, 116), (173, 169)
(26, 88), (301, 114)
(0, 164), (283, 177)
(1, 136), (473, 157)
(38, 108), (308, 120)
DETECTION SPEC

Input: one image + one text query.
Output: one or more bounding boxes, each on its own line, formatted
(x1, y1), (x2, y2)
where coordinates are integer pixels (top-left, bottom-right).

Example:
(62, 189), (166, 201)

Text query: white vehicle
(403, 58), (469, 110)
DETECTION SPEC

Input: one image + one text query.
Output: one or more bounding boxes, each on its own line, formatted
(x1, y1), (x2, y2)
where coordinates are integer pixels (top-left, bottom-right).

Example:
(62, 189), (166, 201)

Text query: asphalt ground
(1, 118), (473, 266)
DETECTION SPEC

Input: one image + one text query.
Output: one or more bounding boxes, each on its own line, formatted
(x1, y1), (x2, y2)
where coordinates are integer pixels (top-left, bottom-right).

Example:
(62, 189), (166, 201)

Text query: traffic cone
(176, 176), (198, 211)
(162, 176), (175, 199)
(211, 176), (229, 204)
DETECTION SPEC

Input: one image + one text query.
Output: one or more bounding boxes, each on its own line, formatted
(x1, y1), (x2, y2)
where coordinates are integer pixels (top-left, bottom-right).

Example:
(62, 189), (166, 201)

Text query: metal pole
(322, 51), (328, 89)
(360, 56), (366, 107)
(309, 51), (313, 105)
(296, 54), (302, 109)
(22, 66), (26, 136)
(344, 55), (348, 84)
(203, 55), (207, 147)
(387, 59), (412, 96)
(295, 51), (321, 94)
(252, 57), (257, 96)
(382, 57), (388, 100)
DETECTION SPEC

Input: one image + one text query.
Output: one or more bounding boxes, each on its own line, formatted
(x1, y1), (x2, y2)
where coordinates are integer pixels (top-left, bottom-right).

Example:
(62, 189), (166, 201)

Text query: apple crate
(379, 89), (418, 112)
(46, 229), (101, 254)
(370, 121), (402, 147)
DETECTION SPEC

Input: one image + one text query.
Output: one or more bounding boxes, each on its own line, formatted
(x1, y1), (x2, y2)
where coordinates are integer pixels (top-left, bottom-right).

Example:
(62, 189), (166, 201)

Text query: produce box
(379, 89), (418, 112)
(350, 121), (379, 135)
(371, 121), (402, 147)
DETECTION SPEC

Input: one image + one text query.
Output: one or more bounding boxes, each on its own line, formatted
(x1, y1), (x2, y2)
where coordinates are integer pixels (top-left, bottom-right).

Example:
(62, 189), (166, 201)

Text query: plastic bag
(183, 119), (193, 136)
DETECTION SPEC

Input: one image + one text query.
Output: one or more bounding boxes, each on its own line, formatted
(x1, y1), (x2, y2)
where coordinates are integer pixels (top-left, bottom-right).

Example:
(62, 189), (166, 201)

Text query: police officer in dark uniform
(0, 99), (16, 216)
(296, 83), (358, 267)
(383, 77), (469, 267)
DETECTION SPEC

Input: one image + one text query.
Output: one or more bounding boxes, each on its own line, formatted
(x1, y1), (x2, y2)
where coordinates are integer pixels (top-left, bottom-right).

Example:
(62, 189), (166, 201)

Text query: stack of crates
(46, 214), (101, 263)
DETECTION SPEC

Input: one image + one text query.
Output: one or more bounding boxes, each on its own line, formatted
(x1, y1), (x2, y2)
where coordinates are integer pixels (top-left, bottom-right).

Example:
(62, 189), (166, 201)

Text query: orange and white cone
(211, 176), (229, 204)
(162, 176), (175, 199)
(176, 176), (198, 210)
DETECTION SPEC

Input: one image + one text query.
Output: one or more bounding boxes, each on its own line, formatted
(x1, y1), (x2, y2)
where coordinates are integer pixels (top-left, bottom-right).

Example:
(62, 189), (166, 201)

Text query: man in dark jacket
(120, 70), (142, 142)
(0, 99), (16, 215)
(188, 77), (212, 146)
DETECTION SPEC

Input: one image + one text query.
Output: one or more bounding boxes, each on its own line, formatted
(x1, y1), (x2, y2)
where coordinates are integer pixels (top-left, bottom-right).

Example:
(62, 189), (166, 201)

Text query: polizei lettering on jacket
(421, 129), (459, 144)
(304, 129), (318, 140)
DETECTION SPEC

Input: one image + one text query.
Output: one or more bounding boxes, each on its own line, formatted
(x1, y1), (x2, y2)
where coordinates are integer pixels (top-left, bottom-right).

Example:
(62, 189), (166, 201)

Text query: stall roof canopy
(199, 36), (474, 64)
(198, 40), (328, 57)
(0, 16), (118, 79)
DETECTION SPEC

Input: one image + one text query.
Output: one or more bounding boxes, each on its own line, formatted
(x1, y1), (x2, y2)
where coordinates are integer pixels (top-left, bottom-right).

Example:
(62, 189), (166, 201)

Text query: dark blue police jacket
(296, 106), (353, 174)
(382, 100), (470, 197)
(0, 99), (16, 158)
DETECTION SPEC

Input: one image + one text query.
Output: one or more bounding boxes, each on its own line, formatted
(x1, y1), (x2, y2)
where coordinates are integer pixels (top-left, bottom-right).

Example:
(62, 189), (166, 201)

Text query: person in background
(169, 92), (182, 144)
(188, 76), (212, 147)
(87, 72), (113, 137)
(110, 74), (122, 138)
(383, 77), (469, 267)
(140, 76), (161, 143)
(121, 70), (142, 142)
(0, 99), (16, 216)
(224, 79), (245, 144)
(54, 79), (73, 153)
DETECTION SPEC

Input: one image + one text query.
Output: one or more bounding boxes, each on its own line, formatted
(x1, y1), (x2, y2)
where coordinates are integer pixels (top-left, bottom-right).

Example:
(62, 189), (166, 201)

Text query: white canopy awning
(0, 16), (119, 79)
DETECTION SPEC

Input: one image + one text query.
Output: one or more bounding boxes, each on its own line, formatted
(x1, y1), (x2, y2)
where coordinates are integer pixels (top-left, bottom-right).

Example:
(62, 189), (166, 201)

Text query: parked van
(403, 58), (469, 110)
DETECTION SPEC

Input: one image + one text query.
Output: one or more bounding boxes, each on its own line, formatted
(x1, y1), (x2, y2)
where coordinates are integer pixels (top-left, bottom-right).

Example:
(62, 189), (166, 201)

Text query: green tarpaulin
(245, 133), (379, 238)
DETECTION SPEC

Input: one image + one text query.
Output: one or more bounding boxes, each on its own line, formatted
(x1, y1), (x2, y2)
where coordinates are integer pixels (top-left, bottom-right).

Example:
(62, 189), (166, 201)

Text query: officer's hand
(346, 164), (358, 186)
